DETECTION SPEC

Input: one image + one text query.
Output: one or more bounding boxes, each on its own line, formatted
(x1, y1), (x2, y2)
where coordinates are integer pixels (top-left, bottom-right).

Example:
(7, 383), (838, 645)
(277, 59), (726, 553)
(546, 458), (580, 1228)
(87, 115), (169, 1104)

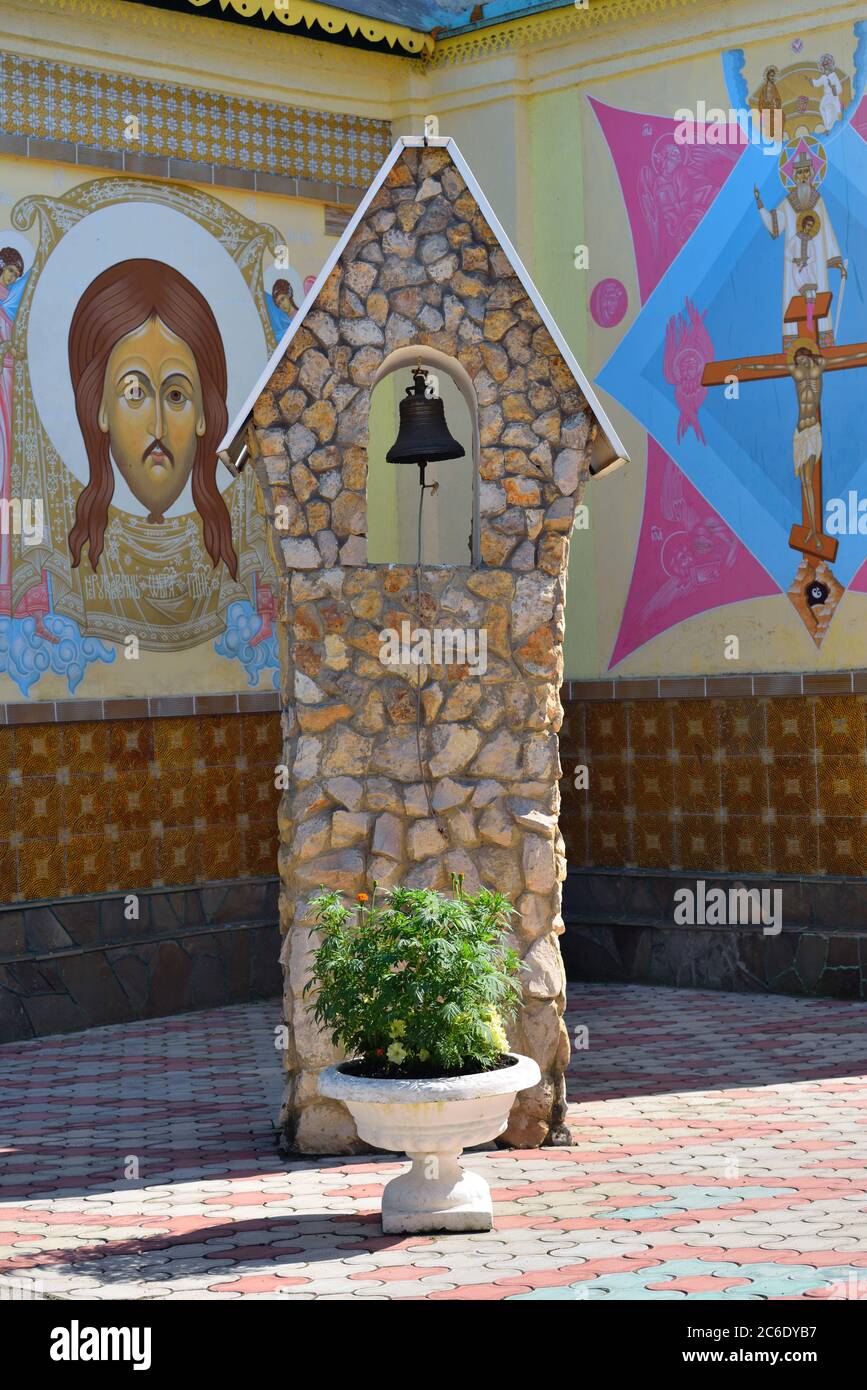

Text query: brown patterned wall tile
(65, 835), (112, 897)
(674, 757), (721, 814)
(0, 713), (284, 903)
(766, 698), (815, 755)
(585, 705), (627, 757)
(769, 755), (818, 815)
(633, 814), (675, 869)
(588, 812), (631, 868)
(63, 775), (110, 836)
(557, 782), (586, 864)
(677, 816), (724, 872)
(125, 832), (162, 889)
(240, 713), (281, 767)
(720, 700), (767, 755)
(631, 760), (675, 813)
(722, 819), (772, 874)
(559, 703), (584, 754)
(18, 839), (66, 901)
(722, 757), (769, 815)
(0, 841), (16, 900)
(814, 697), (866, 755)
(15, 779), (64, 839)
(160, 828), (198, 885)
(817, 756), (867, 817)
(818, 818), (867, 876)
(590, 756), (630, 813)
(64, 722), (110, 772)
(246, 821), (280, 877)
(629, 703), (672, 756)
(113, 772), (160, 831)
(157, 769), (201, 827)
(204, 772), (241, 822)
(108, 720), (155, 770)
(155, 717), (199, 767)
(0, 785), (14, 840)
(0, 729), (13, 777)
(15, 725), (63, 776)
(201, 826), (239, 881)
(201, 716), (243, 766)
(247, 768), (279, 822)
(672, 700), (720, 757)
(771, 817), (819, 875)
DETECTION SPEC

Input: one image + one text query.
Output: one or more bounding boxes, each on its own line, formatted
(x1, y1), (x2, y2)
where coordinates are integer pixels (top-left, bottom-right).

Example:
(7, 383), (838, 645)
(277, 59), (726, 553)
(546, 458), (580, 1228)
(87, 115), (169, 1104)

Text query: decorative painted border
(565, 672), (867, 701)
(0, 691), (280, 725)
(0, 48), (391, 186)
(0, 132), (364, 207)
(426, 0), (703, 66)
(182, 0), (431, 54)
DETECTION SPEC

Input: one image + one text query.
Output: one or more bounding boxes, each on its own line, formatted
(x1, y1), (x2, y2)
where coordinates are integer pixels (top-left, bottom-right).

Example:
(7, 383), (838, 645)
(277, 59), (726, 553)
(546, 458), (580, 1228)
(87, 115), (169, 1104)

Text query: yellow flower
(418, 1049), (430, 1062)
(389, 1020), (406, 1038)
(484, 1008), (509, 1054)
(387, 1042), (407, 1065)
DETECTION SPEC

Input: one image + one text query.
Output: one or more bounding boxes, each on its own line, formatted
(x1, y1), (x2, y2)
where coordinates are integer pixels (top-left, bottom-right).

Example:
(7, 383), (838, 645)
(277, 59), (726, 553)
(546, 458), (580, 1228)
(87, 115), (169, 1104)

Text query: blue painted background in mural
(598, 123), (867, 590)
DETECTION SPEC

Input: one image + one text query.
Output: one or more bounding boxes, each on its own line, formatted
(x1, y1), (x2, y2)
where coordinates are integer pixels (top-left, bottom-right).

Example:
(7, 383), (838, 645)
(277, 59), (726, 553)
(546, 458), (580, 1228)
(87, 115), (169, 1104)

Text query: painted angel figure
(638, 136), (738, 264)
(663, 298), (714, 444)
(812, 54), (842, 133)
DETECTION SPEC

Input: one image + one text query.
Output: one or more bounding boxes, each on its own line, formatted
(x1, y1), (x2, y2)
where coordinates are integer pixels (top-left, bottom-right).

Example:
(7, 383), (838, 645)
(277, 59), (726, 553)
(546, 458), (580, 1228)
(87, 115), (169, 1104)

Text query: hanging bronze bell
(386, 368), (465, 466)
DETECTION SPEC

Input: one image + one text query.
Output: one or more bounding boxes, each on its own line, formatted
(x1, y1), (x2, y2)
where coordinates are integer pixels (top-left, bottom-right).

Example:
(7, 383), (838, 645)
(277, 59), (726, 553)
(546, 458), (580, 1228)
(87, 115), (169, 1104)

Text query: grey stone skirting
(561, 868), (867, 999)
(0, 878), (281, 1042)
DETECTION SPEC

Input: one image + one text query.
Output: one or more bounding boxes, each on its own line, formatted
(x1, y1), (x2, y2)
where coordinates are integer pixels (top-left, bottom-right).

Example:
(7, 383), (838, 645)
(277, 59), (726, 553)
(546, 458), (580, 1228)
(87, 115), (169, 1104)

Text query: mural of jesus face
(68, 258), (237, 578)
(100, 315), (206, 523)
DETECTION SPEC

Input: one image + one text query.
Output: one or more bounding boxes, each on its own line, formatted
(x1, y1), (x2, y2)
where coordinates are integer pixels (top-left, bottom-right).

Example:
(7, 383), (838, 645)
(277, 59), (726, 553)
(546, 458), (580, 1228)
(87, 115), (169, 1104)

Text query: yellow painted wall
(6, 0), (867, 693)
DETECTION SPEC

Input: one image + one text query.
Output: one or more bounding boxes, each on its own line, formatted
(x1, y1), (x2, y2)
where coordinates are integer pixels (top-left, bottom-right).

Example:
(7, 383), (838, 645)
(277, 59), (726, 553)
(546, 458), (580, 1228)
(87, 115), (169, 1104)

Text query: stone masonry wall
(247, 143), (599, 1153)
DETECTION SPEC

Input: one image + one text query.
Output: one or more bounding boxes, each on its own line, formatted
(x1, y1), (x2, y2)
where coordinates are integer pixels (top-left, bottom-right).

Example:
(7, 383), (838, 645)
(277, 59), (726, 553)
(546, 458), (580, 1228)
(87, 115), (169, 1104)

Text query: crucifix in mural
(589, 27), (867, 659)
(700, 134), (867, 640)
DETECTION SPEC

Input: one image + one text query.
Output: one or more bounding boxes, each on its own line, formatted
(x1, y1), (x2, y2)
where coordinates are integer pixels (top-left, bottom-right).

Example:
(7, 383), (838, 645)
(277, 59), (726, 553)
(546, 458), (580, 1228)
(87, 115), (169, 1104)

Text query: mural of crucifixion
(701, 292), (867, 565)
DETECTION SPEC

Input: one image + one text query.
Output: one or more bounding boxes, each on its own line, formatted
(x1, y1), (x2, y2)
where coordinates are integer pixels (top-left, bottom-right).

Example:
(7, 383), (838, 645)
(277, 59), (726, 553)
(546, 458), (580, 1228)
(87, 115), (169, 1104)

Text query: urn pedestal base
(382, 1154), (492, 1234)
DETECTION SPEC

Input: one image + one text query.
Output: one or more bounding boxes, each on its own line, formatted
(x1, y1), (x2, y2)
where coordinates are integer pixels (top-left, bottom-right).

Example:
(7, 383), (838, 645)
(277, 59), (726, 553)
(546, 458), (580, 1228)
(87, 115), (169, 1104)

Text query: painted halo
(778, 134), (827, 190)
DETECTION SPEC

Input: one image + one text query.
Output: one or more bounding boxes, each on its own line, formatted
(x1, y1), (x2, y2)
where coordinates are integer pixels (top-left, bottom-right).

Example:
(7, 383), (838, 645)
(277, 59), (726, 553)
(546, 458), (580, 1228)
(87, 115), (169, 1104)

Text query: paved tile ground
(2, 984), (867, 1300)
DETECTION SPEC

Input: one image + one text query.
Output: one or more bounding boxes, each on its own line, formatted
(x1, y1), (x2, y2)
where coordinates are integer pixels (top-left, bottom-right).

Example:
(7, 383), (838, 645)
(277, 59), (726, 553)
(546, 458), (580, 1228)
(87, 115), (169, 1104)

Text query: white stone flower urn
(318, 1054), (541, 1233)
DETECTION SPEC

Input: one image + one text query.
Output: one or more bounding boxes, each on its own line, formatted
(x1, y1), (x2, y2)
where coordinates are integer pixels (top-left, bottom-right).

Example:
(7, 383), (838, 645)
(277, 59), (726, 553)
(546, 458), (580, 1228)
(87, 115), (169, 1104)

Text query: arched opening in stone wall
(367, 346), (479, 567)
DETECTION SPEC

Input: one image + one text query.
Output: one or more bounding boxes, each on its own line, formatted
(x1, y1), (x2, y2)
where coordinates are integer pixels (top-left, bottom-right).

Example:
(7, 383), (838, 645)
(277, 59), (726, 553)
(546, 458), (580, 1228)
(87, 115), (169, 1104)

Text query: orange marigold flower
(356, 892), (369, 903)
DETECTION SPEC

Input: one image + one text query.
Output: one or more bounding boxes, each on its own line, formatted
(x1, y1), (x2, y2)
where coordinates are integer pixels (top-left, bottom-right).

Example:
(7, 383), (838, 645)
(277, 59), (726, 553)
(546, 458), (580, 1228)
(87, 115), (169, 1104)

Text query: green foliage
(304, 877), (522, 1074)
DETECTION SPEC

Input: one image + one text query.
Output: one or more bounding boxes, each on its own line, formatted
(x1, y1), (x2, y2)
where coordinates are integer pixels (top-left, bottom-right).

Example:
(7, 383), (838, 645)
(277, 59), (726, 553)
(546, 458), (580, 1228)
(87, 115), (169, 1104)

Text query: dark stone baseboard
(562, 868), (867, 999)
(0, 879), (281, 1042)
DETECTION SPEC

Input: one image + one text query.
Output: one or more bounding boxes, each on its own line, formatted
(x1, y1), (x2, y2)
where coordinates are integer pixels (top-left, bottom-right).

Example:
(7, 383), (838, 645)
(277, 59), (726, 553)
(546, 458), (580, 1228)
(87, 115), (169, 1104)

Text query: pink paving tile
(206, 1276), (312, 1293)
(1, 984), (866, 1301)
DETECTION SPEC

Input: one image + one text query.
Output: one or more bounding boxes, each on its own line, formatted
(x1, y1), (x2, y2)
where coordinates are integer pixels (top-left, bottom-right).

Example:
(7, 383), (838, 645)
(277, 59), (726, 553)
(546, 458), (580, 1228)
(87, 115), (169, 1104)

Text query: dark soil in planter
(339, 1054), (518, 1081)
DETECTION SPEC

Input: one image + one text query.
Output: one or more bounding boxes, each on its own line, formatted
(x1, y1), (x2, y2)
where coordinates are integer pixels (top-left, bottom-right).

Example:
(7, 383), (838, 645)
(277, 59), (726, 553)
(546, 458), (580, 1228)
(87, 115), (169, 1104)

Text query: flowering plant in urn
(312, 877), (541, 1233)
(306, 877), (520, 1076)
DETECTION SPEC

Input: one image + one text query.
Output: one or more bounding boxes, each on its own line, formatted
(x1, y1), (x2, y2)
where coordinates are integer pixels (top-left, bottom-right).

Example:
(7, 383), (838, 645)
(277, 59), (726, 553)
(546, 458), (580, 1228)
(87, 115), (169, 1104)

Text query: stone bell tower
(220, 135), (627, 1154)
